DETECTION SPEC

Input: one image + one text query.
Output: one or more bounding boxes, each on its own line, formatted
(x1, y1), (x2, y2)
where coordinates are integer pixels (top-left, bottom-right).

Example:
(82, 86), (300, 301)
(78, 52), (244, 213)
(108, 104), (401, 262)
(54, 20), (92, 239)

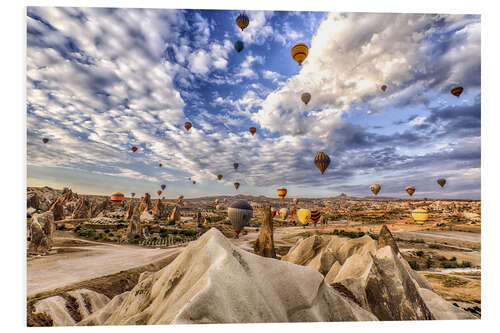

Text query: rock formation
(126, 200), (135, 220)
(27, 190), (51, 212)
(50, 200), (65, 221)
(28, 211), (55, 255)
(377, 224), (399, 253)
(152, 199), (168, 219)
(138, 193), (152, 215)
(281, 229), (475, 321)
(90, 228), (376, 325)
(29, 289), (110, 326)
(71, 197), (90, 219)
(127, 206), (142, 241)
(253, 204), (276, 258)
(77, 292), (130, 326)
(169, 205), (181, 223)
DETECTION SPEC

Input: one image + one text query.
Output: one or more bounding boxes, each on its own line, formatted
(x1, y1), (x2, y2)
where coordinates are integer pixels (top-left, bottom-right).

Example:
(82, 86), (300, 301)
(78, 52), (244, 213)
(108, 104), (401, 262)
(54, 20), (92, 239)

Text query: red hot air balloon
(131, 146), (138, 152)
(236, 13), (249, 31)
(249, 127), (256, 136)
(184, 122), (192, 131)
(110, 192), (124, 205)
(405, 186), (416, 196)
(234, 182), (240, 189)
(451, 86), (463, 97)
(157, 190), (162, 196)
(192, 180), (196, 184)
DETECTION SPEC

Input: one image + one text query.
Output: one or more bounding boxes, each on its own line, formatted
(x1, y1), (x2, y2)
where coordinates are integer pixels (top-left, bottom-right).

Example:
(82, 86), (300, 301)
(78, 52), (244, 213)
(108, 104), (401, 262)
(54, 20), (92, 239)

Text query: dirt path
(27, 239), (182, 297)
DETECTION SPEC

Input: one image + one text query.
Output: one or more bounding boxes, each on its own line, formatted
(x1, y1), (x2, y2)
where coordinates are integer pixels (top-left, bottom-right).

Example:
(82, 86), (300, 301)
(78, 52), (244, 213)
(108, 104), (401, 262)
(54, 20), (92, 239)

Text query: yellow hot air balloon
(314, 152), (331, 175)
(291, 43), (308, 66)
(277, 187), (287, 200)
(370, 184), (381, 196)
(411, 208), (429, 224)
(297, 209), (311, 226)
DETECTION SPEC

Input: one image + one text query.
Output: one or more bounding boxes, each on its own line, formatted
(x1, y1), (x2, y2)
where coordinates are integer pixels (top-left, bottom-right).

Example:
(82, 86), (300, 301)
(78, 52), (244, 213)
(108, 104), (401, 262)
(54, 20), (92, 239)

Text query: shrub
(428, 244), (441, 249)
(460, 261), (472, 268)
(441, 262), (458, 269)
(425, 258), (434, 268)
(451, 256), (457, 261)
(104, 229), (110, 234)
(408, 260), (420, 270)
(416, 250), (424, 257)
(408, 239), (425, 244)
(160, 231), (168, 238)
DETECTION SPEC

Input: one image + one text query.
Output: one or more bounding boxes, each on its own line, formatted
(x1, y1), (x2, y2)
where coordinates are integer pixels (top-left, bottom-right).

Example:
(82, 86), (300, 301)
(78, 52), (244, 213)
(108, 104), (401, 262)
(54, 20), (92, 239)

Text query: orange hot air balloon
(110, 192), (124, 205)
(184, 122), (192, 131)
(234, 182), (240, 189)
(291, 43), (308, 66)
(131, 146), (138, 152)
(314, 152), (331, 175)
(405, 186), (416, 196)
(451, 86), (463, 97)
(277, 187), (287, 200)
(249, 127), (257, 136)
(217, 174), (223, 180)
(437, 178), (446, 187)
(236, 13), (249, 31)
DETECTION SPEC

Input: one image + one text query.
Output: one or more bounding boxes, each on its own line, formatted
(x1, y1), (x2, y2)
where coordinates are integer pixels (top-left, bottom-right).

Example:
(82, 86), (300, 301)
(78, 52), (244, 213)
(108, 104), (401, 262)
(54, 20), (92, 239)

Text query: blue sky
(26, 8), (481, 199)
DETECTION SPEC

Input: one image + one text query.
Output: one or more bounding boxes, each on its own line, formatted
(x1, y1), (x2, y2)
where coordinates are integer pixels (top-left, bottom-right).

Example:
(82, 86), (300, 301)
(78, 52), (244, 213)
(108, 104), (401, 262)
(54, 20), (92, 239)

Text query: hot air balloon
(234, 40), (244, 53)
(310, 210), (321, 227)
(236, 13), (249, 31)
(110, 192), (124, 205)
(42, 138), (49, 144)
(233, 163), (239, 170)
(131, 192), (135, 198)
(271, 207), (277, 218)
(160, 184), (166, 190)
(177, 194), (184, 202)
(215, 204), (221, 210)
(192, 181), (196, 184)
(234, 182), (240, 190)
(437, 178), (446, 187)
(228, 200), (253, 238)
(451, 86), (463, 97)
(381, 85), (387, 92)
(217, 174), (223, 180)
(290, 207), (296, 216)
(293, 198), (298, 205)
(301, 92), (311, 105)
(280, 208), (289, 219)
(131, 146), (138, 152)
(188, 177), (191, 181)
(411, 208), (429, 224)
(184, 121), (192, 131)
(370, 184), (381, 196)
(405, 186), (416, 196)
(215, 199), (219, 204)
(291, 43), (308, 66)
(277, 187), (287, 200)
(297, 209), (311, 226)
(314, 152), (331, 175)
(249, 127), (256, 136)
(158, 163), (162, 167)
(157, 190), (162, 196)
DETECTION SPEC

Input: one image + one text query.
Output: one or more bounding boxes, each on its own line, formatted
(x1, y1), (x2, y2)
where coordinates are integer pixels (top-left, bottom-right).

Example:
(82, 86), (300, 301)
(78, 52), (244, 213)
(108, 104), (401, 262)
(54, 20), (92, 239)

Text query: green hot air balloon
(228, 200), (253, 238)
(234, 40), (244, 53)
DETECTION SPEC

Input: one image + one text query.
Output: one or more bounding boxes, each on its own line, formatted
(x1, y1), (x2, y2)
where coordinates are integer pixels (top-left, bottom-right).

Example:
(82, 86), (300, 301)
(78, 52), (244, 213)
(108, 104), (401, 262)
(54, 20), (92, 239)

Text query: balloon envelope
(110, 192), (124, 205)
(314, 152), (331, 175)
(131, 192), (135, 198)
(228, 200), (253, 233)
(310, 210), (321, 224)
(234, 40), (244, 53)
(234, 182), (240, 189)
(233, 163), (239, 170)
(381, 85), (387, 92)
(157, 190), (162, 196)
(297, 209), (311, 225)
(42, 138), (49, 144)
(249, 127), (256, 136)
(411, 208), (428, 224)
(405, 186), (416, 196)
(370, 184), (381, 195)
(437, 178), (446, 187)
(277, 187), (287, 200)
(217, 174), (223, 180)
(236, 13), (249, 31)
(291, 43), (308, 66)
(301, 93), (311, 105)
(184, 122), (192, 131)
(131, 146), (138, 152)
(160, 184), (166, 190)
(451, 86), (463, 97)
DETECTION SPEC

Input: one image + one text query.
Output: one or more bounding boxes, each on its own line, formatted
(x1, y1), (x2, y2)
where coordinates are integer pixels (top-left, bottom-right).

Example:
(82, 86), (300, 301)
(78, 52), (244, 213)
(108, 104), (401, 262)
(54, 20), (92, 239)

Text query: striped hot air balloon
(314, 152), (331, 175)
(236, 13), (249, 31)
(277, 187), (287, 200)
(228, 200), (253, 237)
(291, 43), (308, 66)
(110, 192), (124, 205)
(310, 209), (321, 227)
(451, 86), (463, 97)
(249, 127), (256, 136)
(301, 92), (311, 105)
(411, 208), (429, 224)
(405, 186), (416, 196)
